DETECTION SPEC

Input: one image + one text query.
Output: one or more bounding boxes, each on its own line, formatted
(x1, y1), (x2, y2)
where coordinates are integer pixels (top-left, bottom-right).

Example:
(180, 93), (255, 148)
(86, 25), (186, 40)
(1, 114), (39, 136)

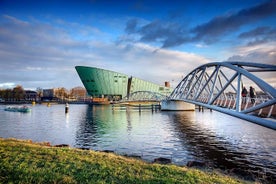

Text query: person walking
(249, 86), (256, 104)
(241, 87), (248, 104)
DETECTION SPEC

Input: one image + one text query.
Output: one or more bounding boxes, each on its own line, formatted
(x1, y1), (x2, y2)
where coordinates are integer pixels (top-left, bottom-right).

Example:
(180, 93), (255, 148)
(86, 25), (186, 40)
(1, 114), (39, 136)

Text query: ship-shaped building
(75, 66), (172, 102)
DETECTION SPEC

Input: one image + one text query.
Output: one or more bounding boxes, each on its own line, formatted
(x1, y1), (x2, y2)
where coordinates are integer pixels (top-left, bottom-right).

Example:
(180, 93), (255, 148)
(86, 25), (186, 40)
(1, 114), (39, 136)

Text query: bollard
(65, 103), (69, 113)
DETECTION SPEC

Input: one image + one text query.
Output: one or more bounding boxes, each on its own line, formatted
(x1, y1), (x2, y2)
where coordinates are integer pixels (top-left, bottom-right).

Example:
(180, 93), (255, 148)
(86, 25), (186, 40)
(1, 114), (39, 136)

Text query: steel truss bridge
(169, 61), (276, 130)
(120, 62), (276, 130)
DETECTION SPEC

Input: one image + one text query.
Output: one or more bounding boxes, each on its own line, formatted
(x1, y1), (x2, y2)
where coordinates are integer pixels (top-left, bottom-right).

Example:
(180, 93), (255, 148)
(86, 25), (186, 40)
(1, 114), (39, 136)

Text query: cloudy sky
(0, 0), (275, 90)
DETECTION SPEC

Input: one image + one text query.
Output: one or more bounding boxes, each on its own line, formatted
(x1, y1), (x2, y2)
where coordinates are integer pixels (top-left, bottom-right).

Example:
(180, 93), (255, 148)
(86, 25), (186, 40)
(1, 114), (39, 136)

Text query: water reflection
(166, 111), (274, 180)
(74, 105), (276, 182)
(126, 108), (132, 134)
(75, 105), (98, 148)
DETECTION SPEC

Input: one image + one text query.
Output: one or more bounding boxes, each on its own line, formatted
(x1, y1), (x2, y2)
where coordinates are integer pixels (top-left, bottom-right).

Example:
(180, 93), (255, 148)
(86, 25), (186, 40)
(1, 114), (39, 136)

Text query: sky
(0, 0), (275, 90)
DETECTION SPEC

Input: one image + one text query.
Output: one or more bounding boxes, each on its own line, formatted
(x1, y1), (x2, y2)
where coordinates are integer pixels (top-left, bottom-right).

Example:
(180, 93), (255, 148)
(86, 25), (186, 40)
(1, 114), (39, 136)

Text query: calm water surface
(0, 104), (275, 182)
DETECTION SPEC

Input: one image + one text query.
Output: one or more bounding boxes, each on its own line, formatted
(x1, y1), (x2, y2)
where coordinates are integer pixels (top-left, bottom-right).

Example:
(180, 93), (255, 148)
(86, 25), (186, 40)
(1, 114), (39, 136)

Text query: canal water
(0, 104), (275, 182)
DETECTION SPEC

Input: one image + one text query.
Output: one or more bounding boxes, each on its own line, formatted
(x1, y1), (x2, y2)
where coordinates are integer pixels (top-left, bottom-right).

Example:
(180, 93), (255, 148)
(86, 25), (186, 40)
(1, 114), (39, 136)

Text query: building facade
(75, 66), (172, 101)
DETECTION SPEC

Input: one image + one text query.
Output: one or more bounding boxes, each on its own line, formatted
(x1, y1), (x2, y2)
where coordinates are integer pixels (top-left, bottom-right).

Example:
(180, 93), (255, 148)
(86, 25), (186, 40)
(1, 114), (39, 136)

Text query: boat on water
(4, 106), (31, 113)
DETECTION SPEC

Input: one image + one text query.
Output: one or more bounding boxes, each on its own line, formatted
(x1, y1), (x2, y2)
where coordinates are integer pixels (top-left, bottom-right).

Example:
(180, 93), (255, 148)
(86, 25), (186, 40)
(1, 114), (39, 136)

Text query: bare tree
(13, 85), (25, 101)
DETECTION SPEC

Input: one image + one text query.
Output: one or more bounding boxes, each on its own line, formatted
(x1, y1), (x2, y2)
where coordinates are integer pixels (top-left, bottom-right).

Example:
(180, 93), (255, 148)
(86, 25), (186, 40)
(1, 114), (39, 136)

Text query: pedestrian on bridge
(249, 86), (256, 104)
(241, 87), (248, 103)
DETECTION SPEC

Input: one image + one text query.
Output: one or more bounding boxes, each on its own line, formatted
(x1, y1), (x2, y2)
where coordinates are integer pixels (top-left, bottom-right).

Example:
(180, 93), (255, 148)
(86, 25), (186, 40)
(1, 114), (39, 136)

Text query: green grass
(0, 138), (253, 184)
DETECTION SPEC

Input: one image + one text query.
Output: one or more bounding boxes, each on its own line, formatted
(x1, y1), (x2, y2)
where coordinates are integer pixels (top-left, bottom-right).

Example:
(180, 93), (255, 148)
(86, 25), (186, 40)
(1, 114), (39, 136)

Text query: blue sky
(0, 0), (275, 90)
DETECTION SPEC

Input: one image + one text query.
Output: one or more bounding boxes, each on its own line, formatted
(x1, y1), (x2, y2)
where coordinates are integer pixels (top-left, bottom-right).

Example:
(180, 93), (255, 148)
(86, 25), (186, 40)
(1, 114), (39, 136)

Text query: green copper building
(75, 66), (172, 100)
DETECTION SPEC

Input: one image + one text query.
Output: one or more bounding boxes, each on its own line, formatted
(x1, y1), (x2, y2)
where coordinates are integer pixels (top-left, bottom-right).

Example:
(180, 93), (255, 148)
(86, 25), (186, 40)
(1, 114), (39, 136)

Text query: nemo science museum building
(75, 66), (172, 101)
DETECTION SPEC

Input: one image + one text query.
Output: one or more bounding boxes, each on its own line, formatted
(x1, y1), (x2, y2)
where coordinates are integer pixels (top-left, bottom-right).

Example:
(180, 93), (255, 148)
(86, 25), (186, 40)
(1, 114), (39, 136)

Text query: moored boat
(4, 106), (31, 113)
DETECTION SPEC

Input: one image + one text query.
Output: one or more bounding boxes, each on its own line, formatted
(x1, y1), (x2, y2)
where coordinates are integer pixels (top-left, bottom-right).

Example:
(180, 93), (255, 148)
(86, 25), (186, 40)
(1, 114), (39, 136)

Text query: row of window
(114, 80), (127, 83)
(114, 75), (127, 78)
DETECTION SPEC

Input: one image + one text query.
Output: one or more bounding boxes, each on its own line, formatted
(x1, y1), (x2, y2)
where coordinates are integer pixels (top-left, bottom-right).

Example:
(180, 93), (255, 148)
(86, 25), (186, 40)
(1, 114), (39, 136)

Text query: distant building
(25, 90), (38, 101)
(42, 88), (71, 102)
(42, 88), (60, 101)
(42, 89), (54, 98)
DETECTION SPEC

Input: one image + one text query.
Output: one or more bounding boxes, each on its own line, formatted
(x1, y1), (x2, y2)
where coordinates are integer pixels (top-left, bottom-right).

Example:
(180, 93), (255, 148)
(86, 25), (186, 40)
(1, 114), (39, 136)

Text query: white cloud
(26, 67), (43, 71)
(195, 43), (208, 48)
(228, 41), (276, 65)
(0, 82), (16, 89)
(0, 15), (210, 90)
(105, 43), (209, 86)
(227, 41), (276, 87)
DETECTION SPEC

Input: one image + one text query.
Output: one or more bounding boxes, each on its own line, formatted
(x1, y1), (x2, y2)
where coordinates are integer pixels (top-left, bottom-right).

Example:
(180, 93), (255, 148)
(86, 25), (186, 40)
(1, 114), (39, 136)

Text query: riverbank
(0, 138), (253, 184)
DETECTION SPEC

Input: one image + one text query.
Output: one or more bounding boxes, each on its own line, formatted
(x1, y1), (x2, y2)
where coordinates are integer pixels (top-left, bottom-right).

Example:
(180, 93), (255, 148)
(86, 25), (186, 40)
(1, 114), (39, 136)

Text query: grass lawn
(0, 138), (253, 184)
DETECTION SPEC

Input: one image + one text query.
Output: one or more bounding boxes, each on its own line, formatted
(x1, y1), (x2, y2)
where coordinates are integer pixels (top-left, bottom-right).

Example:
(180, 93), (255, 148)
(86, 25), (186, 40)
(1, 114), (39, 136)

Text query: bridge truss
(121, 91), (167, 102)
(169, 61), (276, 130)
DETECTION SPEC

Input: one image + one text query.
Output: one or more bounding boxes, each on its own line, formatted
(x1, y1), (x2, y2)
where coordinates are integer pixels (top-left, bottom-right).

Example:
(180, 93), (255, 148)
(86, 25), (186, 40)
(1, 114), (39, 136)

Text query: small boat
(4, 106), (31, 113)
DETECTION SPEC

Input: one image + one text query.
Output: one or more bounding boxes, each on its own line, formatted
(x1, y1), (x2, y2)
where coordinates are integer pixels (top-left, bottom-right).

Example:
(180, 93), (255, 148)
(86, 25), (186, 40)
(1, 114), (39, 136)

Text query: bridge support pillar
(161, 100), (195, 111)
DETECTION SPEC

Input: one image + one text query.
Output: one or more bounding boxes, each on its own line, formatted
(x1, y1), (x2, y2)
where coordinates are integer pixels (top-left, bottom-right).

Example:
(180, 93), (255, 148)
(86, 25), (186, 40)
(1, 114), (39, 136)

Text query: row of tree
(0, 85), (88, 102)
(0, 85), (26, 101)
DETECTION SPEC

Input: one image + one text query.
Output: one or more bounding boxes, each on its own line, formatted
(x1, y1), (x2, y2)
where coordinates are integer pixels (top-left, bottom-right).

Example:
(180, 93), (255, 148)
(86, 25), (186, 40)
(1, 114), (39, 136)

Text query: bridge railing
(203, 94), (274, 117)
